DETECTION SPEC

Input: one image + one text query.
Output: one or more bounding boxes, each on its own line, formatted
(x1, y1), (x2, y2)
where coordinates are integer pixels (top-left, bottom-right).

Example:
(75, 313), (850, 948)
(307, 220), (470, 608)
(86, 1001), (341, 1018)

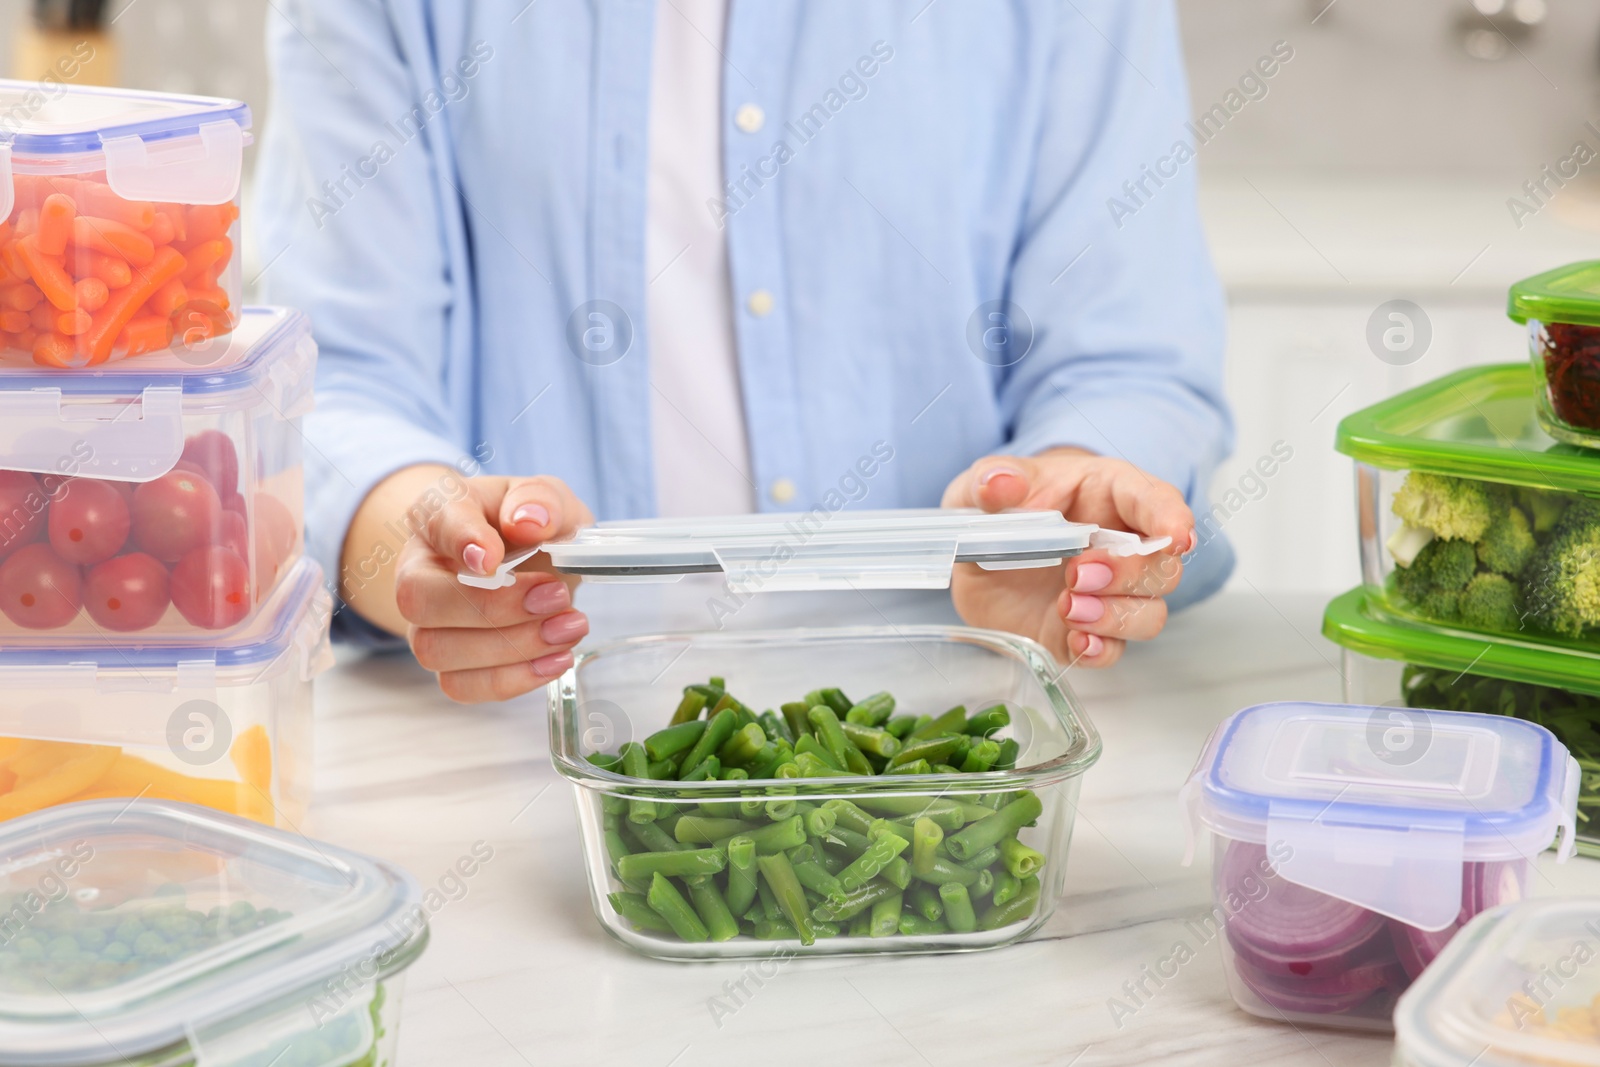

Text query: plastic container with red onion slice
(1180, 702), (1580, 1031)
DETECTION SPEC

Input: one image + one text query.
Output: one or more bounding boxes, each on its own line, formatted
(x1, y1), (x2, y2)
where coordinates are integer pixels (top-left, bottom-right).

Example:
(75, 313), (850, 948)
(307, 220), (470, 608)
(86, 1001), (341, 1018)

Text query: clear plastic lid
(1181, 702), (1578, 930)
(0, 798), (424, 1067)
(1396, 898), (1600, 1067)
(460, 508), (1170, 591)
(0, 307), (314, 483)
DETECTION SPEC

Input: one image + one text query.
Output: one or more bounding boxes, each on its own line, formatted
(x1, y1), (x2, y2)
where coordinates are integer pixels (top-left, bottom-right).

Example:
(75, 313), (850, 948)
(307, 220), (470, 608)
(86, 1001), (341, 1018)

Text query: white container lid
(460, 508), (1170, 591)
(0, 799), (424, 1067)
(1180, 702), (1579, 931)
(1396, 898), (1600, 1067)
(0, 307), (315, 483)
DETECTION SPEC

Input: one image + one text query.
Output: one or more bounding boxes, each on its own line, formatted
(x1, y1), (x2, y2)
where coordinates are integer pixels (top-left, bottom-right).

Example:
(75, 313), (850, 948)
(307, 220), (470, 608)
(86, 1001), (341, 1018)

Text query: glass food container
(0, 306), (312, 636)
(1509, 260), (1600, 450)
(0, 558), (330, 828)
(549, 625), (1102, 960)
(1180, 701), (1579, 1031)
(0, 798), (426, 1067)
(1337, 363), (1600, 648)
(0, 79), (250, 365)
(1394, 898), (1600, 1067)
(1325, 585), (1600, 859)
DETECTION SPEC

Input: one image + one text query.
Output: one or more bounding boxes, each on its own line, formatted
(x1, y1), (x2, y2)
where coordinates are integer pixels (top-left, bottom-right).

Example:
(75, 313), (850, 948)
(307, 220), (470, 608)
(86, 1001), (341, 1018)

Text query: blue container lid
(0, 80), (250, 155)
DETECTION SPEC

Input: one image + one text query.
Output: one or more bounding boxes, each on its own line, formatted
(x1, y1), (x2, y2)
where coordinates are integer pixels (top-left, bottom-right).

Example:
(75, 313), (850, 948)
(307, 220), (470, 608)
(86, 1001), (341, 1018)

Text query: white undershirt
(647, 0), (756, 518)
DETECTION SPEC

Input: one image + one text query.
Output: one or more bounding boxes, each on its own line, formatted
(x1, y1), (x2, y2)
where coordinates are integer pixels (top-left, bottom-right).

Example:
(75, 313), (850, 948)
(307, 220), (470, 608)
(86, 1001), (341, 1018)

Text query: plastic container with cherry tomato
(0, 79), (248, 366)
(0, 307), (313, 637)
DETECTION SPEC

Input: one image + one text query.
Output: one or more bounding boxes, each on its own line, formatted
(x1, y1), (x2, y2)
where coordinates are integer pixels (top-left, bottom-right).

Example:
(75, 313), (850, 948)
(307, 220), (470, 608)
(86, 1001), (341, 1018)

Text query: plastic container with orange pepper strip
(0, 79), (248, 366)
(0, 558), (329, 829)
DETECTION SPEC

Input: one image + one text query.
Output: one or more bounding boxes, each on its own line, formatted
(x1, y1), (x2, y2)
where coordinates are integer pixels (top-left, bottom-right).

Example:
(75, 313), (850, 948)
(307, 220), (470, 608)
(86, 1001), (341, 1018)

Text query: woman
(256, 0), (1231, 702)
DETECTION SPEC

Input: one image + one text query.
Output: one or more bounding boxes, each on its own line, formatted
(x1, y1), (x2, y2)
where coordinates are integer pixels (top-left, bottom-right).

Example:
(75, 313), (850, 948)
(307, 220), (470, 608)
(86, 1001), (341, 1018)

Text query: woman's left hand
(941, 447), (1196, 669)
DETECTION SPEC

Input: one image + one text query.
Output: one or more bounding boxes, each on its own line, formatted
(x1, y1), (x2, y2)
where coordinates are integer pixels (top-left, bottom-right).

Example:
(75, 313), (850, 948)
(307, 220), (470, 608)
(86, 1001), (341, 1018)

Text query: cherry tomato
(84, 552), (170, 631)
(47, 478), (131, 565)
(0, 542), (82, 628)
(179, 430), (239, 498)
(0, 470), (46, 562)
(216, 508), (248, 559)
(170, 545), (250, 629)
(132, 470), (221, 562)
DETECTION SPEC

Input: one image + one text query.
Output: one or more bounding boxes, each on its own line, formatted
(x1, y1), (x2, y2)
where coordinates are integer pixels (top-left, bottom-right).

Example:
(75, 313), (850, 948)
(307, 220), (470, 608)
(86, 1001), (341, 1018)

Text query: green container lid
(1508, 260), (1600, 327)
(1334, 363), (1600, 494)
(1323, 586), (1600, 698)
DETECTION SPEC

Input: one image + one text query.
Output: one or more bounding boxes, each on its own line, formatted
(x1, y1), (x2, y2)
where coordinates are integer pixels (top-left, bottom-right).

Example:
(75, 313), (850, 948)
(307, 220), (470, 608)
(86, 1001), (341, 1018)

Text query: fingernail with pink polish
(462, 542), (488, 575)
(1081, 634), (1104, 658)
(1064, 593), (1104, 624)
(1071, 562), (1113, 593)
(1186, 528), (1199, 553)
(532, 650), (574, 678)
(540, 611), (589, 645)
(978, 466), (1023, 488)
(523, 581), (569, 615)
(513, 503), (551, 528)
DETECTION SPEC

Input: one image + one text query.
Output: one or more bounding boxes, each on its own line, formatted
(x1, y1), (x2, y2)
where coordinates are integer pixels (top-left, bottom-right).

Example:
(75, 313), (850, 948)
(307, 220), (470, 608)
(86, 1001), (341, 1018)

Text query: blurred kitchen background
(5, 0), (1597, 598)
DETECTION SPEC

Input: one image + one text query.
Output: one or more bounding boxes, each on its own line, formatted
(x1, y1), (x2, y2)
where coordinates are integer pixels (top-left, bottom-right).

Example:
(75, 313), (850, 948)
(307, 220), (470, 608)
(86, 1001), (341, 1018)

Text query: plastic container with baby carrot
(0, 79), (249, 366)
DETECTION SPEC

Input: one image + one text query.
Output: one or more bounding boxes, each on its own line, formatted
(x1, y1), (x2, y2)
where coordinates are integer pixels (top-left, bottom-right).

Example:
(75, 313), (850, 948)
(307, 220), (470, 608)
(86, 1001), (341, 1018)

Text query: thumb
(497, 475), (592, 547)
(942, 455), (1038, 512)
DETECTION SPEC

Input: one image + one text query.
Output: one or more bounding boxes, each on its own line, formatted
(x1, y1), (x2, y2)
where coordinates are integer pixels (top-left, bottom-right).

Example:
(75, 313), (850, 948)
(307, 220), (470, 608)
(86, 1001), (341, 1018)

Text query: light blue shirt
(254, 0), (1234, 636)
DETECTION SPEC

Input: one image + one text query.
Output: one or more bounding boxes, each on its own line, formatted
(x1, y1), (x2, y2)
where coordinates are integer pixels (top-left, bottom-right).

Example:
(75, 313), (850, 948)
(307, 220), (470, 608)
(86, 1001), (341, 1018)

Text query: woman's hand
(343, 466), (595, 702)
(941, 447), (1195, 669)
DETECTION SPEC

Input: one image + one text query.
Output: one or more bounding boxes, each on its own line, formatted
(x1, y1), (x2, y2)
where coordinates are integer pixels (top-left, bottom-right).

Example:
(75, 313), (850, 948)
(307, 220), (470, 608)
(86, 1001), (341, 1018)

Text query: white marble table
(301, 582), (1600, 1067)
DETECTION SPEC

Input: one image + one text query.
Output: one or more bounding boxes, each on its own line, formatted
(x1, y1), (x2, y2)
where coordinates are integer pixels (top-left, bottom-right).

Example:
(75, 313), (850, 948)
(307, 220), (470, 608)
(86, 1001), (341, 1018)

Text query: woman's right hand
(344, 467), (595, 703)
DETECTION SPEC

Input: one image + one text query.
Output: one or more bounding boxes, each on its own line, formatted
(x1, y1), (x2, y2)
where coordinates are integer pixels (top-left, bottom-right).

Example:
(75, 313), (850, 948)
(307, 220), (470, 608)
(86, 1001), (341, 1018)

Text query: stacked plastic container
(0, 81), (330, 830)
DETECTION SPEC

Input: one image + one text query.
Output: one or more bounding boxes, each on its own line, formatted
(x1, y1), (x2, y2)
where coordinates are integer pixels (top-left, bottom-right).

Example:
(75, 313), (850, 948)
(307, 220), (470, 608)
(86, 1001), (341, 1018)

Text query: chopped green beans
(587, 675), (1047, 946)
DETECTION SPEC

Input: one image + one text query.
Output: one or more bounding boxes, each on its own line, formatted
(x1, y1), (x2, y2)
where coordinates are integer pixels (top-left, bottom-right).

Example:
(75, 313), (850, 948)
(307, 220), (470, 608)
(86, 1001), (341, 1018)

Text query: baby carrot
(147, 277), (187, 318)
(56, 309), (91, 336)
(74, 277), (108, 312)
(75, 183), (155, 229)
(72, 216), (154, 266)
(0, 309), (28, 333)
(30, 302), (56, 332)
(77, 249), (132, 289)
(146, 211), (176, 246)
(16, 235), (78, 311)
(0, 241), (29, 282)
(32, 332), (77, 368)
(179, 237), (232, 282)
(11, 208), (37, 237)
(157, 203), (188, 242)
(186, 202), (238, 244)
(0, 284), (43, 311)
(78, 245), (185, 364)
(118, 316), (172, 357)
(35, 193), (75, 256)
(9, 328), (37, 352)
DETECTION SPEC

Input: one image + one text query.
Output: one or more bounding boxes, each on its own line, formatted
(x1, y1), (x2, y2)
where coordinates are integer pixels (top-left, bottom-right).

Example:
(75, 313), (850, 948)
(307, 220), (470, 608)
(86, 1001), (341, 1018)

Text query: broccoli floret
(1460, 572), (1522, 630)
(1478, 505), (1537, 577)
(1518, 486), (1569, 534)
(1419, 589), (1462, 621)
(1393, 538), (1477, 609)
(1522, 499), (1600, 637)
(1391, 472), (1495, 542)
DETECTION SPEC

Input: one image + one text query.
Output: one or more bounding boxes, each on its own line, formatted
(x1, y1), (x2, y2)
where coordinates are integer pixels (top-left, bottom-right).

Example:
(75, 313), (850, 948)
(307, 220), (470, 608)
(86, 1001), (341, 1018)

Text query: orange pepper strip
(0, 767), (14, 795)
(0, 745), (119, 821)
(72, 216), (154, 267)
(15, 235), (78, 311)
(33, 333), (78, 367)
(178, 237), (232, 282)
(3, 738), (79, 778)
(74, 276), (108, 312)
(117, 316), (172, 357)
(230, 725), (274, 793)
(0, 738), (24, 761)
(89, 753), (247, 812)
(80, 246), (185, 364)
(36, 193), (76, 256)
(75, 183), (155, 230)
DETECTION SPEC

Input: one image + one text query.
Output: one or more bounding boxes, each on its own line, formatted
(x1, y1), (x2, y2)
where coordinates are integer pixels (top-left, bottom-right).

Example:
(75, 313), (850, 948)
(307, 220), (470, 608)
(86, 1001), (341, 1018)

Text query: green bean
(822, 799), (874, 835)
(821, 827), (872, 856)
(725, 837), (759, 915)
(816, 687), (853, 716)
(857, 797), (965, 830)
(840, 721), (901, 758)
(909, 854), (979, 887)
(686, 875), (740, 942)
(780, 701), (814, 739)
(758, 710), (795, 745)
(964, 704), (1011, 737)
(973, 868), (995, 900)
(897, 913), (948, 936)
(844, 691), (895, 726)
(764, 794), (798, 822)
(751, 919), (797, 940)
(625, 819), (684, 854)
(868, 817), (915, 844)
(885, 758), (933, 776)
(884, 715), (918, 739)
(803, 806), (836, 836)
(974, 792), (1005, 810)
(932, 764), (962, 775)
(673, 815), (754, 844)
(911, 817), (943, 875)
(813, 920), (842, 939)
(608, 891), (674, 933)
(708, 675), (726, 689)
(646, 758), (675, 779)
(958, 844), (1000, 871)
(978, 874), (1039, 930)
(886, 735), (965, 770)
(793, 733), (841, 769)
(812, 841), (845, 874)
(757, 852), (817, 946)
(681, 708), (738, 775)
(837, 831), (909, 893)
(880, 856), (911, 890)
(721, 767), (749, 781)
(748, 742), (794, 779)
(756, 879), (781, 921)
(907, 883), (944, 922)
(717, 815), (806, 854)
(959, 739), (1001, 774)
(719, 723), (768, 766)
(679, 755), (720, 782)
(775, 761), (802, 780)
(603, 820), (631, 873)
(587, 752), (623, 771)
(994, 738), (1021, 770)
(869, 891), (904, 937)
(848, 912), (873, 937)
(647, 873), (709, 941)
(601, 793), (627, 816)
(909, 706), (966, 741)
(945, 792), (1042, 860)
(812, 881), (898, 922)
(738, 794), (766, 820)
(670, 689), (709, 725)
(1000, 836), (1046, 879)
(617, 848), (726, 882)
(991, 870), (1020, 907)
(645, 720), (707, 761)
(957, 802), (998, 823)
(794, 752), (853, 778)
(619, 743), (657, 824)
(939, 883), (977, 932)
(786, 845), (847, 903)
(807, 706), (875, 776)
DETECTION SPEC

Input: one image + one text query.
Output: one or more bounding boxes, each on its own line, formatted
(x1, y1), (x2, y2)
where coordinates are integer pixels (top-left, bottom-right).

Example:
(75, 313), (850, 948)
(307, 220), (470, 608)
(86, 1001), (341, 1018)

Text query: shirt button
(770, 478), (797, 504)
(746, 289), (774, 317)
(734, 103), (765, 133)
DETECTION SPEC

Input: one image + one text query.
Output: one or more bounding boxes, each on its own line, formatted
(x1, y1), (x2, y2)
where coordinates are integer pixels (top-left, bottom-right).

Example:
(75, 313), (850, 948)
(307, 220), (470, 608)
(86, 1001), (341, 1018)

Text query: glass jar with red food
(1509, 261), (1600, 448)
